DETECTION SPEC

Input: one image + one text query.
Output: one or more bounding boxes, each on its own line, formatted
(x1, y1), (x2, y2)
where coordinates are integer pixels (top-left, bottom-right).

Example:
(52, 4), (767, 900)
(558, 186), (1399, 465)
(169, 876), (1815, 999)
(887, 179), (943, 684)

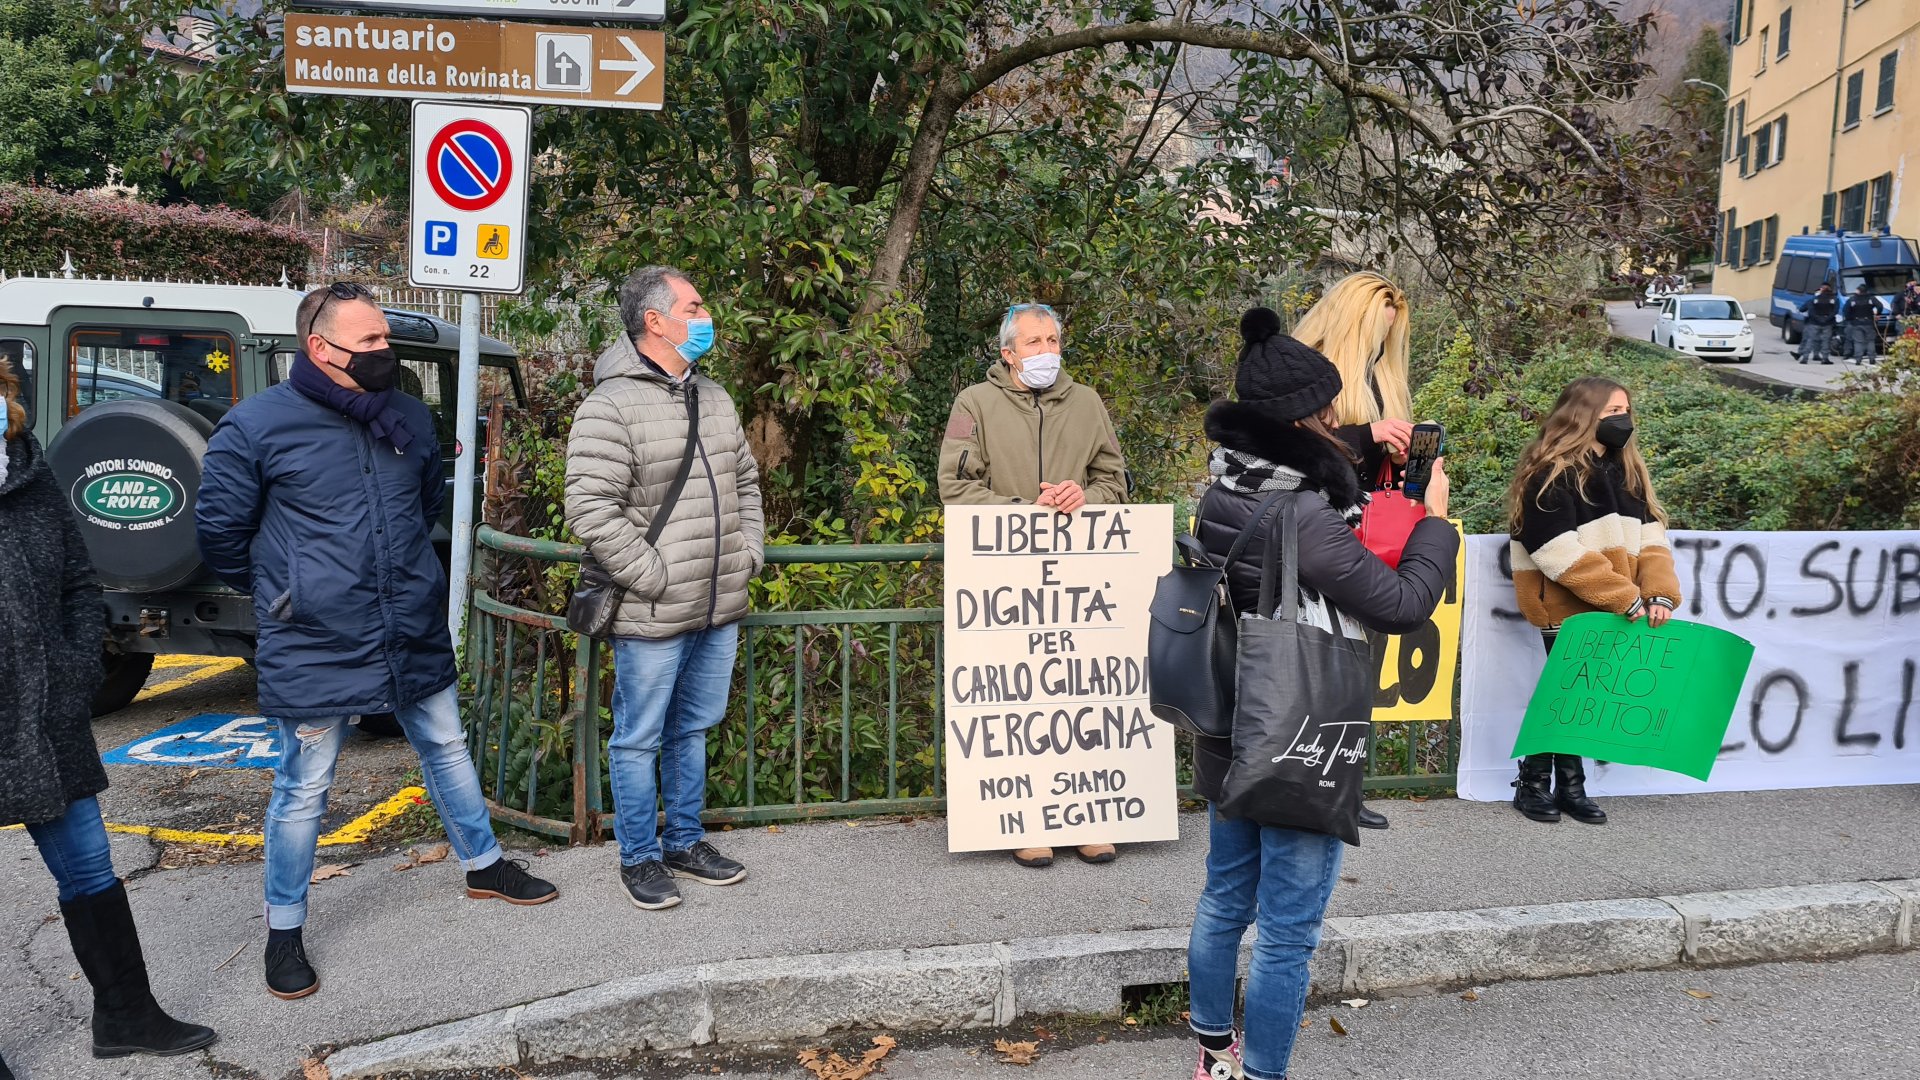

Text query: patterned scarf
(289, 354), (419, 455)
(1208, 447), (1365, 526)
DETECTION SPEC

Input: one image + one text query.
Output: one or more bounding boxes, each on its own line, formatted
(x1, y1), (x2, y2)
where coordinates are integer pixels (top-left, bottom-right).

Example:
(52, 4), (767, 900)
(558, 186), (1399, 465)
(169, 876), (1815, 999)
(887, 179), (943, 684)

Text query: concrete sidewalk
(4, 786), (1918, 1079)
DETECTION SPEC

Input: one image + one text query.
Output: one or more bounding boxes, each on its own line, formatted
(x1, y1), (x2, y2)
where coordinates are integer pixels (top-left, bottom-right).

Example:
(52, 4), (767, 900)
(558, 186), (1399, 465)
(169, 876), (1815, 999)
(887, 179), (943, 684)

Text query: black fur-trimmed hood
(1203, 399), (1363, 509)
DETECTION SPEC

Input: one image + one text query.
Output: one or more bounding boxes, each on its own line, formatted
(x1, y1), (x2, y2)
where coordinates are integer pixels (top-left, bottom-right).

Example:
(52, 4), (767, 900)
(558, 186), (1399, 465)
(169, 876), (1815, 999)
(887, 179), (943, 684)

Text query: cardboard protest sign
(1369, 519), (1465, 722)
(942, 505), (1177, 853)
(1513, 612), (1755, 780)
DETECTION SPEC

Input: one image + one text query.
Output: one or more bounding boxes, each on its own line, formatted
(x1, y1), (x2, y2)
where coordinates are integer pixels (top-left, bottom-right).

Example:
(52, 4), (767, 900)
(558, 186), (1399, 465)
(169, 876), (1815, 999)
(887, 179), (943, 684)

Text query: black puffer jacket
(1189, 402), (1459, 804)
(0, 432), (109, 827)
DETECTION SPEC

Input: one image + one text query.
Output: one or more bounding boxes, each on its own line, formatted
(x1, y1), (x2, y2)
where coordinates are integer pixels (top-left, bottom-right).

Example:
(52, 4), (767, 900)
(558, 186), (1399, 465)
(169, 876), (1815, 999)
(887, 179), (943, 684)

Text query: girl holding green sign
(1505, 377), (1683, 826)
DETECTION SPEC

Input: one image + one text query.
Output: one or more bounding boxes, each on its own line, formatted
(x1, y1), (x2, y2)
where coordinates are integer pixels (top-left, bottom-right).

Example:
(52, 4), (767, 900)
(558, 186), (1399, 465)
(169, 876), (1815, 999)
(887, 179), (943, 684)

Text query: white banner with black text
(1459, 530), (1920, 801)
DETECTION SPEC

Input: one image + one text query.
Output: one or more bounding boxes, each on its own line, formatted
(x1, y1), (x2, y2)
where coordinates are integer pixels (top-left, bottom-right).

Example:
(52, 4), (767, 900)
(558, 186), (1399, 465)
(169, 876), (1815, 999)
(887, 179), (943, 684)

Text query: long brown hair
(0, 357), (24, 441)
(1291, 272), (1413, 427)
(1505, 377), (1667, 531)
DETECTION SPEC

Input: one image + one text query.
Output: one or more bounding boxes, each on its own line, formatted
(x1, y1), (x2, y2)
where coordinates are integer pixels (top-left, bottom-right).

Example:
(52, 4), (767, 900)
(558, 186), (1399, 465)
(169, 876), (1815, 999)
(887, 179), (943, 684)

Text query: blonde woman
(1505, 377), (1681, 826)
(1290, 271), (1415, 832)
(1290, 272), (1415, 481)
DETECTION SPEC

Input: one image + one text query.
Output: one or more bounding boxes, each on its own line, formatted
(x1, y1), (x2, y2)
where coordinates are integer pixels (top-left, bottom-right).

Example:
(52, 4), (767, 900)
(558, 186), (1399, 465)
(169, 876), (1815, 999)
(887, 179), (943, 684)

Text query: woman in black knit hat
(1182, 310), (1458, 1080)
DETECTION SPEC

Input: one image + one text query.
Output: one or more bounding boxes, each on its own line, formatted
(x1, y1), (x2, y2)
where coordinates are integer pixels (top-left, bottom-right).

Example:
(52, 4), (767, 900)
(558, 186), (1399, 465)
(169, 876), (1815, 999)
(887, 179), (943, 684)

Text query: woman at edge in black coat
(1182, 312), (1457, 1080)
(0, 358), (215, 1075)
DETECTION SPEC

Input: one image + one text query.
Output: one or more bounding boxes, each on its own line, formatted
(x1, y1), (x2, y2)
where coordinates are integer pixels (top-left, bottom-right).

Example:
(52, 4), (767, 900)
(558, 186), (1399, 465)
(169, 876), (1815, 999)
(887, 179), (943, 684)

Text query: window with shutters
(1778, 9), (1791, 58)
(1739, 131), (1751, 176)
(1877, 52), (1897, 115)
(1726, 102), (1746, 162)
(1763, 216), (1779, 263)
(1758, 29), (1768, 72)
(1844, 72), (1864, 129)
(1870, 173), (1892, 230)
(1743, 224), (1764, 268)
(1821, 193), (1836, 232)
(1839, 182), (1868, 233)
(1722, 209), (1739, 265)
(1733, 0), (1746, 43)
(1771, 116), (1787, 165)
(1753, 123), (1771, 167)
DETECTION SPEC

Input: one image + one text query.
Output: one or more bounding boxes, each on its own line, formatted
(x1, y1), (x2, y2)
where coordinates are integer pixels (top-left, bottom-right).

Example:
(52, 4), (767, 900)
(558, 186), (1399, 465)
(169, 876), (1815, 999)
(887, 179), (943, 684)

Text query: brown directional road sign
(285, 13), (664, 110)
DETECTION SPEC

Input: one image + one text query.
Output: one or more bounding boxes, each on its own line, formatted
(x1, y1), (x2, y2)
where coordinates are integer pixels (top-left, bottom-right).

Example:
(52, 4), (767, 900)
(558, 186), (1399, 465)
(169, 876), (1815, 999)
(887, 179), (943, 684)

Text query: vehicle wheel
(91, 651), (155, 718)
(1783, 320), (1803, 345)
(47, 400), (215, 592)
(1650, 330), (1657, 343)
(356, 711), (405, 739)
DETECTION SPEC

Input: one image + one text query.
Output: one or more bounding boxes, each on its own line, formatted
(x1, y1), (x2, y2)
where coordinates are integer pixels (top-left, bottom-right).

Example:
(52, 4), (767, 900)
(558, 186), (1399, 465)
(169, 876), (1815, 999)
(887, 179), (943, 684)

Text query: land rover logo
(69, 459), (188, 531)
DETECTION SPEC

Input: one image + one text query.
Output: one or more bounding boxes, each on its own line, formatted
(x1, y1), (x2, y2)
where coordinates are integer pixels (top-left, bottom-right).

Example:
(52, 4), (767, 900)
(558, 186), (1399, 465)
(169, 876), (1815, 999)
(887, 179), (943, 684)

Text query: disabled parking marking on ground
(1, 787), (428, 849)
(102, 713), (281, 768)
(134, 655), (249, 702)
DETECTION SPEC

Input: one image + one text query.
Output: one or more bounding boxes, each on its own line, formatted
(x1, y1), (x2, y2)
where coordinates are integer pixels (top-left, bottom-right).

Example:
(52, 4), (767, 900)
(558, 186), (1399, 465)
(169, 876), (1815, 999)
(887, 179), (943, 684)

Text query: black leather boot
(61, 881), (218, 1058)
(1357, 804), (1390, 830)
(1511, 754), (1560, 822)
(1552, 755), (1608, 825)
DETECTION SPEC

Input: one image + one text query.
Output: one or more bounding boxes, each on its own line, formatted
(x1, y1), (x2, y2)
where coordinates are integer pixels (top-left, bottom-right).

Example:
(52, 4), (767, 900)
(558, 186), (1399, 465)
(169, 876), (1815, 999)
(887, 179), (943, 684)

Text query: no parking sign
(408, 101), (531, 293)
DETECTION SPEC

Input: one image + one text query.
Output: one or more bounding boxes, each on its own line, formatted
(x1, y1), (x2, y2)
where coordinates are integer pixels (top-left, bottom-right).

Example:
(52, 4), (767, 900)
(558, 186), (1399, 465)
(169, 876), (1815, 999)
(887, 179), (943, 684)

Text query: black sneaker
(264, 935), (318, 1001)
(620, 860), (683, 910)
(664, 840), (747, 886)
(465, 858), (559, 905)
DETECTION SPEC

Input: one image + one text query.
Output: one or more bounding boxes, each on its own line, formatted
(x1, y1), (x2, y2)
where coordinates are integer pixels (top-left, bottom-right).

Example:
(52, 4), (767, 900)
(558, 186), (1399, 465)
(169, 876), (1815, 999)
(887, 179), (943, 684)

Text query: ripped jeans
(263, 684), (501, 929)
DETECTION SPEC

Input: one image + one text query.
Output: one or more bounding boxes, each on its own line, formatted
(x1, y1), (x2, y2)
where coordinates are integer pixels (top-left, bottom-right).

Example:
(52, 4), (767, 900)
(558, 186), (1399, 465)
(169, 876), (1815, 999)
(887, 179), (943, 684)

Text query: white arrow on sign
(601, 35), (655, 97)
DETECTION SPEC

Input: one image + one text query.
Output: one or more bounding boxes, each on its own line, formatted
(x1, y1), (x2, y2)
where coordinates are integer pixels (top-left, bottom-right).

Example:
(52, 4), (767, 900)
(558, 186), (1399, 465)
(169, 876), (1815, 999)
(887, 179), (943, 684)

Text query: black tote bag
(1148, 490), (1289, 739)
(1216, 497), (1375, 845)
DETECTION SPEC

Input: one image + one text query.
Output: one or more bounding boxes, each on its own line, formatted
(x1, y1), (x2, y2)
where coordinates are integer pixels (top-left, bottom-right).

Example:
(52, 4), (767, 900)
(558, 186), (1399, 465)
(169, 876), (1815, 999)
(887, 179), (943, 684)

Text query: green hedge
(1415, 325), (1920, 535)
(0, 184), (314, 283)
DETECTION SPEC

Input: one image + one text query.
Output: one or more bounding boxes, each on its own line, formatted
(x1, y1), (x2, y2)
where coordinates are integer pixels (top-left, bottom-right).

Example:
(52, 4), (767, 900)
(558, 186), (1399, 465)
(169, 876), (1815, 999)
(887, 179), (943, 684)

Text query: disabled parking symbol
(102, 714), (281, 769)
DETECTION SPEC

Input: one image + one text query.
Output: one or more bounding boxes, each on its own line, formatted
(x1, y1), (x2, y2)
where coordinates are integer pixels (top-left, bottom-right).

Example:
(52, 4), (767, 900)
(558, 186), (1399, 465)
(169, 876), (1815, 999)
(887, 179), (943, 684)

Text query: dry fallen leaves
(994, 1039), (1040, 1066)
(1329, 1016), (1349, 1036)
(1685, 989), (1715, 1000)
(797, 1035), (896, 1080)
(308, 864), (354, 884)
(1032, 1026), (1056, 1042)
(1461, 989), (1482, 1002)
(392, 843), (452, 872)
(300, 1057), (330, 1080)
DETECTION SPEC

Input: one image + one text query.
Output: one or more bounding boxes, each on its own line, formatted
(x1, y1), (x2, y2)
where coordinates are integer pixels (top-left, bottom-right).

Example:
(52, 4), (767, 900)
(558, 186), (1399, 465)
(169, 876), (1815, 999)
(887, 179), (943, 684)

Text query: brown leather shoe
(1012, 847), (1054, 867)
(1075, 843), (1117, 864)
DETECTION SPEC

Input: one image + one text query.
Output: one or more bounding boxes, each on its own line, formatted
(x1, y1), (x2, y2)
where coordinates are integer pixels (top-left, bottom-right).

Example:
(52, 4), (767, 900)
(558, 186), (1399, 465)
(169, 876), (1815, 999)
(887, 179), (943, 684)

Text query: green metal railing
(464, 525), (1458, 843)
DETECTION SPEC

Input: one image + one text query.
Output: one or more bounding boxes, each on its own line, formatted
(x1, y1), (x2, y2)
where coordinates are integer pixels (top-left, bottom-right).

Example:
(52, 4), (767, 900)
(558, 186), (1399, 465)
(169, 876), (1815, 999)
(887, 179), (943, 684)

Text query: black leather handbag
(566, 384), (701, 638)
(1147, 489), (1288, 738)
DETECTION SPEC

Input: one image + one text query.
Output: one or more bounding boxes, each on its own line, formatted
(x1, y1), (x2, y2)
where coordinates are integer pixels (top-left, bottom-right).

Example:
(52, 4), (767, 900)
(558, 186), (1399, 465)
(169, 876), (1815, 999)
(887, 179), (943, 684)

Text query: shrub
(0, 184), (313, 283)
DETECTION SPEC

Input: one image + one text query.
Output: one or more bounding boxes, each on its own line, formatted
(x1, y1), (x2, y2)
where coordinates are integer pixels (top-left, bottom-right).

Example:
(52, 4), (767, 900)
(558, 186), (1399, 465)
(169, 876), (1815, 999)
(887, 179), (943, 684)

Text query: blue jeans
(263, 683), (501, 929)
(608, 624), (740, 866)
(26, 796), (121, 903)
(1188, 809), (1345, 1080)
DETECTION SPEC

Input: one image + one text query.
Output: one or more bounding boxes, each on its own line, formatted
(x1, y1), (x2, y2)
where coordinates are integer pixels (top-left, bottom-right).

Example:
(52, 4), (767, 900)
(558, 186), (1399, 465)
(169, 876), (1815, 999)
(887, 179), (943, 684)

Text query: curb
(324, 878), (1920, 1078)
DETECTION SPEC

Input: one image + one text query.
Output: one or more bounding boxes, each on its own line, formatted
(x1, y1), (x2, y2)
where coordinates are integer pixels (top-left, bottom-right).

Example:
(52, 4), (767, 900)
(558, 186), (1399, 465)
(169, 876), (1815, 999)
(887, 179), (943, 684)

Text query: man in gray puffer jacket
(566, 266), (765, 912)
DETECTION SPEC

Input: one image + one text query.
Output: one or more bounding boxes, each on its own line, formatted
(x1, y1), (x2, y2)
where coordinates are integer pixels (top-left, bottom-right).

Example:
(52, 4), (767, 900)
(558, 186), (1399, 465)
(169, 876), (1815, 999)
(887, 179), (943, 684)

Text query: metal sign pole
(447, 289), (482, 644)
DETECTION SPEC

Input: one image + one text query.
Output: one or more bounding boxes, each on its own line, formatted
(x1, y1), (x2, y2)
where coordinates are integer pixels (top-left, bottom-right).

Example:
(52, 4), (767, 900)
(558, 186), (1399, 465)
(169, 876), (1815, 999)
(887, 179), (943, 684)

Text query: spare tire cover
(47, 399), (216, 592)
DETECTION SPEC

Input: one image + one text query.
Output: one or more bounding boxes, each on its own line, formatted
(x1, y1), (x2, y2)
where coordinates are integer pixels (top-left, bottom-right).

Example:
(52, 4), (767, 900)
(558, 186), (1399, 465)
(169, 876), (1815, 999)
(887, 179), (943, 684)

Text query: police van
(0, 274), (523, 717)
(1768, 230), (1919, 344)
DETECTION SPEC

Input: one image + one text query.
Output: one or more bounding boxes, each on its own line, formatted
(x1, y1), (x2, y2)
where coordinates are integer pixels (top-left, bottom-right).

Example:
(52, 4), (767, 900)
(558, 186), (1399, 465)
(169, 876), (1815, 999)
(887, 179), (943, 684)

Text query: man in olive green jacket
(938, 302), (1129, 869)
(938, 304), (1129, 513)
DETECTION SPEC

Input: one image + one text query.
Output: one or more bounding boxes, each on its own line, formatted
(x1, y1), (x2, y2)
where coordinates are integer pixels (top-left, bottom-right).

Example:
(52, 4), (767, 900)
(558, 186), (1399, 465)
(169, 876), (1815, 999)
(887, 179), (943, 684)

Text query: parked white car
(1651, 294), (1756, 362)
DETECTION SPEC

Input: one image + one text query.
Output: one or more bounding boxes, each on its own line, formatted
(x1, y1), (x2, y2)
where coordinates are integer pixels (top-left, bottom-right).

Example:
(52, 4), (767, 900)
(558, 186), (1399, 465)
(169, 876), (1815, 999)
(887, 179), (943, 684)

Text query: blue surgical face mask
(660, 313), (716, 363)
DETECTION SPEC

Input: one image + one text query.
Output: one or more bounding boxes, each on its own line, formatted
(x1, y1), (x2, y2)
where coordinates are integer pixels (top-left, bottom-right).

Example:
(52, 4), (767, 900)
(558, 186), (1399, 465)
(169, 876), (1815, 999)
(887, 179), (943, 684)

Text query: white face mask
(1013, 351), (1061, 390)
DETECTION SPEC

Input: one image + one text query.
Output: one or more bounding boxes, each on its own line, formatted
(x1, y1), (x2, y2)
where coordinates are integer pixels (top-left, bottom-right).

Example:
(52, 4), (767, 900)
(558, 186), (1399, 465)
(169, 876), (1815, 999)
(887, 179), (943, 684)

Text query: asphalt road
(1603, 300), (1866, 392)
(507, 953), (1920, 1080)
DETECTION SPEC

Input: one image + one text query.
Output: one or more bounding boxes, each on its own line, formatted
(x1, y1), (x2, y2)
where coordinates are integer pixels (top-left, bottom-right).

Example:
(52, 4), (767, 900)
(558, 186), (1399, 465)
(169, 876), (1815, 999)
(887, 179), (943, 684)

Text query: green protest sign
(1513, 613), (1755, 780)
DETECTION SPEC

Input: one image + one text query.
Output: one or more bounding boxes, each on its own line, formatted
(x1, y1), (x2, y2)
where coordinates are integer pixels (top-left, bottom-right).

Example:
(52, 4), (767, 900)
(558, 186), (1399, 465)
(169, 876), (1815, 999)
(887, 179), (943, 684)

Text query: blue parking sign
(102, 714), (281, 769)
(424, 220), (458, 256)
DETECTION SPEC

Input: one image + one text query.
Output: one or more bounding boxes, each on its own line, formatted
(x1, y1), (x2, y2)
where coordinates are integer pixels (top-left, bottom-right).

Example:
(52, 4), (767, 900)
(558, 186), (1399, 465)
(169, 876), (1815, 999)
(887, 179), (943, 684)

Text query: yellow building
(1711, 0), (1918, 301)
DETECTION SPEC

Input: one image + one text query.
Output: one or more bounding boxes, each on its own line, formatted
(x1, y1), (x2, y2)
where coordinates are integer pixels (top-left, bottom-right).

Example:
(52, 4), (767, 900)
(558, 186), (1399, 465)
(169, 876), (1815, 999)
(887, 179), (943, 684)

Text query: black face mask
(1596, 414), (1634, 450)
(322, 340), (399, 393)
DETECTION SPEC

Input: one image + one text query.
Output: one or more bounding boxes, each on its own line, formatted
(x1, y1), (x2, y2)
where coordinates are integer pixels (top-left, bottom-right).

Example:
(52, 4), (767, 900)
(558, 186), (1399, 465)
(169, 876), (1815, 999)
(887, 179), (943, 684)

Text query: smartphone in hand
(1402, 423), (1444, 501)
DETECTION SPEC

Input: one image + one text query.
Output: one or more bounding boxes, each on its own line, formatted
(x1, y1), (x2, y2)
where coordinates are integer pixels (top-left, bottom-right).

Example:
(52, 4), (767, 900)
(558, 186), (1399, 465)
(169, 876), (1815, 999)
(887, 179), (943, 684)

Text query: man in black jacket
(1841, 284), (1885, 363)
(1797, 283), (1839, 365)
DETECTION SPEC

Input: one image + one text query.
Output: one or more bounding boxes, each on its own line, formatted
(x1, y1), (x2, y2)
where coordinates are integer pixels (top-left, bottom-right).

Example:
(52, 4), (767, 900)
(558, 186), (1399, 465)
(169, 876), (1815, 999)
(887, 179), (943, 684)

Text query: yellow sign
(477, 224), (511, 259)
(1369, 519), (1466, 722)
(205, 349), (231, 374)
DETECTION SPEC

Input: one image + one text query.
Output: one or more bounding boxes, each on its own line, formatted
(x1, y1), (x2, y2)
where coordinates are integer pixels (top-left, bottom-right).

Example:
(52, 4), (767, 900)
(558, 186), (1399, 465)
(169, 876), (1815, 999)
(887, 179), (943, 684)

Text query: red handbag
(1355, 459), (1426, 568)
